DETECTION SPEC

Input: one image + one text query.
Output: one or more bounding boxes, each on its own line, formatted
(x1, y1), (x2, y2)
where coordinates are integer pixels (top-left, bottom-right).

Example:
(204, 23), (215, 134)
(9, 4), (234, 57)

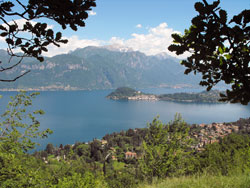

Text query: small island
(107, 87), (224, 103)
(106, 87), (158, 101)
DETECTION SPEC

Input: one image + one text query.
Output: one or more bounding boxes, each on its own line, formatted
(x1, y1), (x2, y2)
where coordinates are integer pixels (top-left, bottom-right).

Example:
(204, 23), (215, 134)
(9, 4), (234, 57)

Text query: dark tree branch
(0, 0), (96, 82)
(0, 56), (24, 72)
(0, 70), (30, 82)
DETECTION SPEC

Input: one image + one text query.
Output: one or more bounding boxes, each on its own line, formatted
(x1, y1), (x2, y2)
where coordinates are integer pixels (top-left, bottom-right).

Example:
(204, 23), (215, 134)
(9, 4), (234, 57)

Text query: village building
(125, 151), (137, 159)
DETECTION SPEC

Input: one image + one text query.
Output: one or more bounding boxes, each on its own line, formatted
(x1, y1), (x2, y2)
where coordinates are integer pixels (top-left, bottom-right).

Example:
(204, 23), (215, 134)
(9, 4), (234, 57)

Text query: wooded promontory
(107, 87), (224, 103)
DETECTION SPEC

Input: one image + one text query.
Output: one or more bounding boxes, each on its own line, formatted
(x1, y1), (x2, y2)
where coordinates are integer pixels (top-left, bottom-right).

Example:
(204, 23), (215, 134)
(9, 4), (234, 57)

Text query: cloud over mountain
(1, 23), (189, 59)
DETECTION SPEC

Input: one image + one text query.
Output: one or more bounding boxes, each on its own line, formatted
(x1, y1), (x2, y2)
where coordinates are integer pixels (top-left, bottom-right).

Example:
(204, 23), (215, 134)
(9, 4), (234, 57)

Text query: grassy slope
(138, 174), (250, 188)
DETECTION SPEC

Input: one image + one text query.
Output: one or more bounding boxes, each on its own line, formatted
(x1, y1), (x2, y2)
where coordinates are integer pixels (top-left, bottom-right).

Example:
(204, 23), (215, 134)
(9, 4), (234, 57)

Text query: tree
(56, 172), (107, 188)
(168, 0), (250, 105)
(0, 0), (96, 82)
(0, 91), (52, 153)
(0, 91), (53, 186)
(139, 115), (194, 182)
(45, 143), (55, 155)
(198, 133), (250, 175)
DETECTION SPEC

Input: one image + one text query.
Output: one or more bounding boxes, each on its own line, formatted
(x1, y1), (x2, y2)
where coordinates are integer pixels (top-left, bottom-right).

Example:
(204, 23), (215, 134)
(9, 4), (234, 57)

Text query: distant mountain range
(0, 45), (202, 90)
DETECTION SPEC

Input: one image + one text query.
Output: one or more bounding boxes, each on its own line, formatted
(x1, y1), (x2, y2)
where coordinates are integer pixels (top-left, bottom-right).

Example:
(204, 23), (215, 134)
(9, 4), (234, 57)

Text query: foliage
(54, 172), (106, 188)
(198, 133), (250, 175)
(139, 114), (195, 182)
(0, 0), (96, 82)
(138, 173), (250, 188)
(105, 170), (138, 188)
(158, 90), (223, 103)
(0, 91), (52, 153)
(0, 91), (53, 186)
(108, 87), (224, 103)
(0, 153), (55, 187)
(107, 87), (140, 99)
(168, 0), (250, 105)
(1, 103), (249, 187)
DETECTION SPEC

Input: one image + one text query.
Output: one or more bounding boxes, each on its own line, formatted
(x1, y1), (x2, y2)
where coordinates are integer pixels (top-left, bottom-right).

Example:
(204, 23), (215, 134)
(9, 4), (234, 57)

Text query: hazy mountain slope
(0, 46), (200, 90)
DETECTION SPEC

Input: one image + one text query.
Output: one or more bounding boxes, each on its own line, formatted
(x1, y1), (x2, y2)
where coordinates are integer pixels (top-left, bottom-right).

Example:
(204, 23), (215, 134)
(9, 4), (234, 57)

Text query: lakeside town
(39, 117), (250, 163)
(190, 118), (250, 151)
(107, 87), (223, 103)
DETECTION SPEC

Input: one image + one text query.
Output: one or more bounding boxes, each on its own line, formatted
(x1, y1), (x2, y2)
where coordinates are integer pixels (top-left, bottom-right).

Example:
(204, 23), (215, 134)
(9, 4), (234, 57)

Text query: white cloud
(0, 22), (190, 59)
(43, 35), (104, 57)
(0, 18), (54, 46)
(119, 22), (189, 58)
(89, 10), (97, 16)
(0, 18), (55, 50)
(109, 37), (125, 46)
(136, 24), (142, 28)
(46, 23), (190, 58)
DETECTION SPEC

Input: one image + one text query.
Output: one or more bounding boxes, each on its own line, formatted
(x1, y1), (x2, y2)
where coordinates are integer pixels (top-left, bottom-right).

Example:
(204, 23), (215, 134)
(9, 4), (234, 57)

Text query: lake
(1, 88), (250, 150)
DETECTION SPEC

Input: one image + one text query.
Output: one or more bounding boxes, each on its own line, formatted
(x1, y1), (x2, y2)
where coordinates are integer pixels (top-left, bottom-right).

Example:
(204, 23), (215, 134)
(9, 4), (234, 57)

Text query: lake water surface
(1, 88), (250, 149)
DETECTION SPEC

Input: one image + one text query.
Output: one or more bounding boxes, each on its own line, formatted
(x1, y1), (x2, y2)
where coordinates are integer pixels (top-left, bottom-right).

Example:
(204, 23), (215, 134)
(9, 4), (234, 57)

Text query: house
(101, 140), (108, 145)
(125, 151), (137, 159)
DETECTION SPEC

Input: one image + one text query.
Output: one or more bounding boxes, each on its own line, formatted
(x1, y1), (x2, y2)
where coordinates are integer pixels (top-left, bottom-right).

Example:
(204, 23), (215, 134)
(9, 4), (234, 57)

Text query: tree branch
(0, 56), (24, 72)
(0, 70), (31, 82)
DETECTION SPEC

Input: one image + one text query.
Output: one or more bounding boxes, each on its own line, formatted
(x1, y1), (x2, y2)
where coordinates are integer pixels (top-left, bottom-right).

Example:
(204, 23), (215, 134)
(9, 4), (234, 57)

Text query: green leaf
(218, 46), (224, 54)
(224, 54), (231, 60)
(219, 56), (224, 66)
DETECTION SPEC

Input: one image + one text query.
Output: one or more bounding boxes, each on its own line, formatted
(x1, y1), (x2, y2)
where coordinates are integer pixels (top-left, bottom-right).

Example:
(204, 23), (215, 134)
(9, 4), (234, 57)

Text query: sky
(1, 0), (250, 58)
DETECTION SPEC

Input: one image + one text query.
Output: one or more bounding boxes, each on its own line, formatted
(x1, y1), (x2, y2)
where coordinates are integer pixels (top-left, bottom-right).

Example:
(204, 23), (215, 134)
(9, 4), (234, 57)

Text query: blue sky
(70, 0), (250, 40)
(1, 0), (250, 58)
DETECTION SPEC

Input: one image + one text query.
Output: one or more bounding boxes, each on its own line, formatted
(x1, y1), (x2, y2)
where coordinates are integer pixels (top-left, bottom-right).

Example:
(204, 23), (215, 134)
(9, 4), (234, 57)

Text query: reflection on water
(0, 89), (249, 149)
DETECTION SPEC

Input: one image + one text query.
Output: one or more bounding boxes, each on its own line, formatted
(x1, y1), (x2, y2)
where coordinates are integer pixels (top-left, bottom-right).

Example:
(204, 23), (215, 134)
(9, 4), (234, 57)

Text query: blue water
(1, 88), (250, 149)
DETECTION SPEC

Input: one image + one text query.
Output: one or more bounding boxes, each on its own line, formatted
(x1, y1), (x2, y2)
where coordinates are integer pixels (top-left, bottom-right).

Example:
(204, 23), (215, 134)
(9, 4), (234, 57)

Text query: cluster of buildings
(191, 118), (250, 151)
(127, 94), (158, 101)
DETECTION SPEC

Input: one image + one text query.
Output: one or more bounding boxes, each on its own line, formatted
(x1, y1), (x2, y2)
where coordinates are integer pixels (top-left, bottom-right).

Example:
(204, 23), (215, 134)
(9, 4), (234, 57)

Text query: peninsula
(106, 87), (224, 103)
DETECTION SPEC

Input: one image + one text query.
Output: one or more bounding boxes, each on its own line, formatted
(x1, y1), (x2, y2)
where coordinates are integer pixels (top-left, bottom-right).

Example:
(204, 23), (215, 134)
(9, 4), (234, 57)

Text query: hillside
(0, 46), (201, 90)
(106, 87), (141, 100)
(158, 90), (223, 103)
(30, 117), (250, 187)
(107, 87), (224, 103)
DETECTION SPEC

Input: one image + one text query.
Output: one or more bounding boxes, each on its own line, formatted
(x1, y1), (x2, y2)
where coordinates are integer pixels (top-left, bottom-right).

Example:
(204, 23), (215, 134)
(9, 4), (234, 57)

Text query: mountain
(0, 46), (201, 90)
(100, 44), (134, 53)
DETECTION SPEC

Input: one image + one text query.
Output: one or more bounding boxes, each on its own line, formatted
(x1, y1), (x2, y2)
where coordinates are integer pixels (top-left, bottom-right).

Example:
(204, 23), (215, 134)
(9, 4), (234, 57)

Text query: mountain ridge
(0, 46), (201, 90)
